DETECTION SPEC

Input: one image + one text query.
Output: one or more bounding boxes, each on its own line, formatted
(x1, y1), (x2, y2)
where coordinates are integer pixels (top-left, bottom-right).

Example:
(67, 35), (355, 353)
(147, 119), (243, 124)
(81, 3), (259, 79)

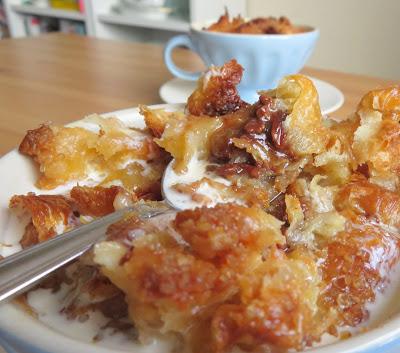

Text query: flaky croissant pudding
(8, 60), (400, 353)
(206, 11), (306, 34)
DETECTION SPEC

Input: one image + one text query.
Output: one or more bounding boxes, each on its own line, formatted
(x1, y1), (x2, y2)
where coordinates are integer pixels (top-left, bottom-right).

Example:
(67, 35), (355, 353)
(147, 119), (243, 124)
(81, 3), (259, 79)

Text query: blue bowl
(164, 22), (319, 102)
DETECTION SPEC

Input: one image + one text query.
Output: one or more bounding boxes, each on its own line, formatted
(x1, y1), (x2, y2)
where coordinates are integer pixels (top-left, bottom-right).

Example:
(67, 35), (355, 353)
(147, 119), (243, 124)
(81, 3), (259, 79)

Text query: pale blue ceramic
(164, 23), (319, 102)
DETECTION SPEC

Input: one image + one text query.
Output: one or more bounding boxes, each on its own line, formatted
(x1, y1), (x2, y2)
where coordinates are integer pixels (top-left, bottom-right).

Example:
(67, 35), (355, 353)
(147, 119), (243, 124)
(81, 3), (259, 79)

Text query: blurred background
(248, 0), (399, 80)
(0, 0), (398, 80)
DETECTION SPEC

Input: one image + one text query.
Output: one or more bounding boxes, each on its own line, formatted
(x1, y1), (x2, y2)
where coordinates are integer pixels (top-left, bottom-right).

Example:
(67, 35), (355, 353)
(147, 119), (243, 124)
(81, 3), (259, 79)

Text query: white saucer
(159, 77), (344, 116)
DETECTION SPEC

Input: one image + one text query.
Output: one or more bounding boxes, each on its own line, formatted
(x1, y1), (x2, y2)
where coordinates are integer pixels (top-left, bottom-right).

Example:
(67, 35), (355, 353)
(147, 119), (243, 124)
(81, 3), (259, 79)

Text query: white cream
(26, 266), (400, 353)
(117, 157), (153, 177)
(194, 182), (242, 207)
(27, 285), (176, 352)
(162, 157), (236, 210)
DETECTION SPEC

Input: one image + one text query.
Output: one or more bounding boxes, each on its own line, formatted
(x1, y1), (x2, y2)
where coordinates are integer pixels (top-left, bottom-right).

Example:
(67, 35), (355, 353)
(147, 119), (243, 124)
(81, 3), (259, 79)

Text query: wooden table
(0, 33), (398, 156)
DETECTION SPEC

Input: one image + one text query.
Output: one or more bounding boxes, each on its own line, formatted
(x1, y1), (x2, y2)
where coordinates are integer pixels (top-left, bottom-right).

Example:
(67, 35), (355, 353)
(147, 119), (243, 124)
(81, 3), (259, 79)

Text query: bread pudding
(7, 60), (400, 353)
(206, 11), (307, 35)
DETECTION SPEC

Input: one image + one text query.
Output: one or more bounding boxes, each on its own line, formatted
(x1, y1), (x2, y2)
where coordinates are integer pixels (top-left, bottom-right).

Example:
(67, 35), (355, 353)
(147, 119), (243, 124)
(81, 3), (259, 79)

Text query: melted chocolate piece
(209, 94), (290, 179)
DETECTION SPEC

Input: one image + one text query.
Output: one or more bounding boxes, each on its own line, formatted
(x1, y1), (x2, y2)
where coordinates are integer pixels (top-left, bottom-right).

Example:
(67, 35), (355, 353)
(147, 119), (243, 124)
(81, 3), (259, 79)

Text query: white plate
(1, 104), (400, 353)
(159, 77), (345, 115)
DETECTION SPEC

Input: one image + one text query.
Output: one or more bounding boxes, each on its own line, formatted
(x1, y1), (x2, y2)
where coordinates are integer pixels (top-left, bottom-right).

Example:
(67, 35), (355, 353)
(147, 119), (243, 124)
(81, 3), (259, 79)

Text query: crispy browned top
(10, 59), (400, 353)
(206, 11), (304, 35)
(335, 174), (400, 227)
(187, 59), (247, 116)
(10, 193), (76, 243)
(10, 185), (140, 247)
(18, 116), (166, 195)
(70, 185), (137, 217)
(174, 203), (284, 263)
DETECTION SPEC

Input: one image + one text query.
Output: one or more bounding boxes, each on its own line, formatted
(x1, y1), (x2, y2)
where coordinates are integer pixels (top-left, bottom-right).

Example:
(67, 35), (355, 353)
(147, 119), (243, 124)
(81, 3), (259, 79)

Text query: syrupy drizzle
(251, 94), (289, 154)
(207, 163), (261, 179)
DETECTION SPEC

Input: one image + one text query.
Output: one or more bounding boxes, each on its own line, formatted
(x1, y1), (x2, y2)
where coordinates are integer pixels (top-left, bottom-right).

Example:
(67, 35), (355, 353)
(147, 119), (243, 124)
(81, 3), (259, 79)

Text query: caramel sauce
(208, 163), (261, 178)
(210, 95), (290, 179)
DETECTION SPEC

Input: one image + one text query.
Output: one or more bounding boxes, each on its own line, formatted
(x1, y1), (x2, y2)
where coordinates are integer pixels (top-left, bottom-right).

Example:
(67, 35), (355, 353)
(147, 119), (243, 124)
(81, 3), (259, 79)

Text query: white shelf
(3, 0), (247, 39)
(98, 13), (189, 32)
(10, 5), (85, 21)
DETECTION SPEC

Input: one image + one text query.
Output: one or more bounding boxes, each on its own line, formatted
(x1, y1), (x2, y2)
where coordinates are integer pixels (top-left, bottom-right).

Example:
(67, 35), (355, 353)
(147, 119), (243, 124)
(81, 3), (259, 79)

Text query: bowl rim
(0, 103), (399, 353)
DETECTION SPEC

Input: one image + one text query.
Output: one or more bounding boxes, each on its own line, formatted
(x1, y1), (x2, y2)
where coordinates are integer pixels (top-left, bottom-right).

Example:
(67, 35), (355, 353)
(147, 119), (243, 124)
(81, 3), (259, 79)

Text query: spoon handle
(0, 204), (167, 304)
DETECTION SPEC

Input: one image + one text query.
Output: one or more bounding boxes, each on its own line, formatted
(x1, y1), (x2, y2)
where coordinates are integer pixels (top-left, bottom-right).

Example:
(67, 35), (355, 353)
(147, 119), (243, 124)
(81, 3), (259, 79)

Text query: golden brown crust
(124, 243), (228, 310)
(9, 193), (76, 243)
(206, 11), (245, 33)
(152, 72), (342, 214)
(174, 203), (284, 263)
(350, 87), (400, 189)
(236, 16), (299, 34)
(335, 174), (400, 227)
(20, 222), (39, 249)
(206, 11), (302, 35)
(155, 115), (223, 173)
(11, 60), (400, 353)
(140, 106), (167, 138)
(12, 185), (140, 247)
(211, 253), (319, 352)
(18, 116), (166, 194)
(313, 119), (357, 185)
(357, 86), (400, 115)
(140, 106), (187, 139)
(19, 124), (99, 189)
(96, 232), (236, 338)
(19, 124), (55, 162)
(320, 225), (400, 326)
(187, 60), (247, 116)
(314, 176), (400, 325)
(271, 75), (329, 156)
(96, 205), (330, 352)
(167, 74), (330, 176)
(70, 185), (137, 217)
(211, 252), (319, 352)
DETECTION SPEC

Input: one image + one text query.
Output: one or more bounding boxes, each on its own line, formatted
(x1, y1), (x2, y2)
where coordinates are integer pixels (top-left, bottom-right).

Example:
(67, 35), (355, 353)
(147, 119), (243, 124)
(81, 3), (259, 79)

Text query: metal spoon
(0, 203), (170, 304)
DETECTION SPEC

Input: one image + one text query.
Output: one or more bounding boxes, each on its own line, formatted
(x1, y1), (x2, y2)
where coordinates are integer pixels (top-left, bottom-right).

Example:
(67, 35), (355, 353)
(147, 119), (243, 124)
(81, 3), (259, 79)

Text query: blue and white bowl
(164, 22), (319, 102)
